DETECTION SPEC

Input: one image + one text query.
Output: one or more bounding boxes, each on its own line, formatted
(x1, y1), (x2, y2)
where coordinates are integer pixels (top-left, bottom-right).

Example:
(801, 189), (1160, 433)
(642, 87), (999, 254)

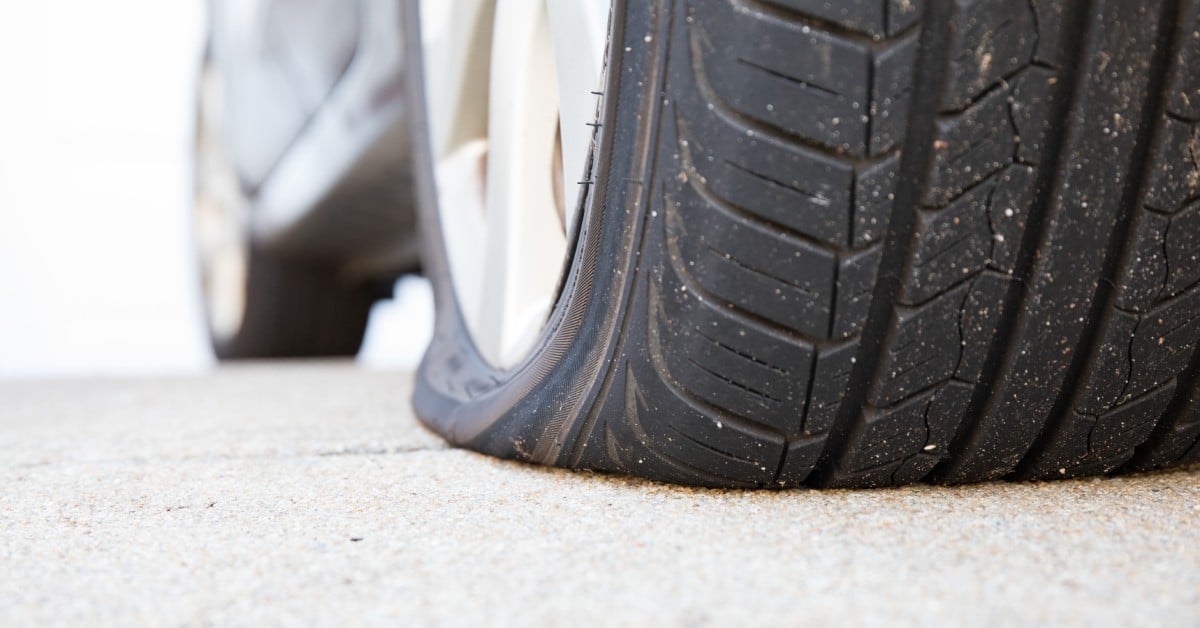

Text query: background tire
(413, 0), (1200, 487)
(193, 51), (412, 361)
(206, 246), (375, 359)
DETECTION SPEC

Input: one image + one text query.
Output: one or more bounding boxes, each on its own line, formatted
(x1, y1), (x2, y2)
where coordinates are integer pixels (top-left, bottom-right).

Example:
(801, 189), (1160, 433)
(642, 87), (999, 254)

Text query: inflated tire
(207, 246), (375, 360)
(193, 39), (415, 362)
(411, 0), (1200, 487)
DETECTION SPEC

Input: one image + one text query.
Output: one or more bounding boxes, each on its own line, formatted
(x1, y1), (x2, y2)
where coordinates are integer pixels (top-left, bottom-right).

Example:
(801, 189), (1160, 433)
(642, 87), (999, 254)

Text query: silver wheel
(194, 61), (250, 345)
(419, 0), (611, 369)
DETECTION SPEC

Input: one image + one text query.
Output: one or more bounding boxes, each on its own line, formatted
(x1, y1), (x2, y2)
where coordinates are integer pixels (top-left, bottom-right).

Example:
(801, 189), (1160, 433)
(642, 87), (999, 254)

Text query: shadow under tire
(412, 0), (1200, 488)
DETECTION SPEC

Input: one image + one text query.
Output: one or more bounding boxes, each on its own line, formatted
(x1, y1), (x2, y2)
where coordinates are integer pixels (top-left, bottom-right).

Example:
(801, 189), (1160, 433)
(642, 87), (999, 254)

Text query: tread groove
(808, 0), (953, 487)
(932, 0), (1096, 483)
(1013, 0), (1184, 479)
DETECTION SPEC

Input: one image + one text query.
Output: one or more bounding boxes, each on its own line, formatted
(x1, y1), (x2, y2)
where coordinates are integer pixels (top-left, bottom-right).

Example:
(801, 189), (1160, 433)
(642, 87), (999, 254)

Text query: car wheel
(194, 60), (375, 359)
(410, 0), (1200, 487)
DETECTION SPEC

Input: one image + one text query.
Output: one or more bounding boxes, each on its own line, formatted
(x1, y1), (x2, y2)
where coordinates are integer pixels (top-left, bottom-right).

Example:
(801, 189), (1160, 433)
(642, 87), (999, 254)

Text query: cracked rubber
(412, 0), (1200, 488)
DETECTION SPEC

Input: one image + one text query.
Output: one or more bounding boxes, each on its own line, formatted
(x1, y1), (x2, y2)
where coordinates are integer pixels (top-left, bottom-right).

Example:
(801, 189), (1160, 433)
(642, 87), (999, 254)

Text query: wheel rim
(194, 62), (250, 345)
(419, 0), (611, 369)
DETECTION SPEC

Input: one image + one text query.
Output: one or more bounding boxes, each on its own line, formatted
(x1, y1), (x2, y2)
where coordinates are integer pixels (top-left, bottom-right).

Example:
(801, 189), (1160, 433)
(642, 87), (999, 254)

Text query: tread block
(757, 0), (889, 37)
(853, 153), (902, 246)
(888, 0), (926, 37)
(1167, 0), (1200, 119)
(1163, 421), (1200, 463)
(1164, 202), (1200, 297)
(757, 0), (925, 37)
(923, 67), (1052, 208)
(843, 382), (971, 471)
(904, 201), (993, 306)
(805, 341), (858, 434)
(890, 452), (941, 484)
(871, 31), (921, 154)
(677, 113), (855, 246)
(1130, 376), (1200, 470)
(1026, 384), (1177, 478)
(894, 164), (1033, 309)
(901, 169), (1031, 304)
(870, 284), (969, 407)
(691, 0), (921, 156)
(1022, 413), (1094, 478)
(1125, 287), (1200, 400)
(833, 245), (884, 338)
(923, 86), (1017, 207)
(842, 394), (932, 472)
(1142, 116), (1200, 212)
(916, 381), (973, 457)
(984, 165), (1037, 271)
(627, 360), (786, 484)
(655, 268), (815, 438)
(1075, 309), (1139, 416)
(775, 435), (826, 486)
(940, 0), (1037, 112)
(693, 0), (874, 154)
(955, 270), (1010, 381)
(667, 184), (838, 339)
(1114, 211), (1171, 313)
(823, 461), (904, 488)
(1090, 383), (1177, 457)
(1009, 66), (1057, 165)
(1030, 0), (1067, 67)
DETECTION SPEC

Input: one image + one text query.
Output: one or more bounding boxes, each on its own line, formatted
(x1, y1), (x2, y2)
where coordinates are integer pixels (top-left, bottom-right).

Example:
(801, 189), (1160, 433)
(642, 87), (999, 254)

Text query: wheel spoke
(195, 65), (249, 342)
(419, 0), (494, 160)
(434, 140), (489, 334)
(479, 0), (567, 365)
(419, 0), (610, 368)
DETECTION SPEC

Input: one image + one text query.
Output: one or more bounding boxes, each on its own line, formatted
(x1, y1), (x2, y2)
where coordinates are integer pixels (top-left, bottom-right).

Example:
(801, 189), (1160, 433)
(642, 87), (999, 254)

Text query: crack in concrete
(3, 444), (454, 471)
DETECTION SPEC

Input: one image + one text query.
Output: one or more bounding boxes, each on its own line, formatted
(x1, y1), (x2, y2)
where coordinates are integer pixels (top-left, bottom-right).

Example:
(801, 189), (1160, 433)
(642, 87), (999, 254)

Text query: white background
(0, 0), (431, 379)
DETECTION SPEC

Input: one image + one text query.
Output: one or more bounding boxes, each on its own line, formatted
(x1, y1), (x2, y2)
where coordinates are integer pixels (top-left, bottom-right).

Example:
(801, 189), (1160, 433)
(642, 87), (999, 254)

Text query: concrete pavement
(2, 363), (1198, 626)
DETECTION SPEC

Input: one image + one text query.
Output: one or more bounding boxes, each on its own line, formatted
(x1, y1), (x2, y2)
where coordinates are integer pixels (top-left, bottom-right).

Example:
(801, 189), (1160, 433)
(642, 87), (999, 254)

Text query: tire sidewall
(408, 0), (665, 462)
